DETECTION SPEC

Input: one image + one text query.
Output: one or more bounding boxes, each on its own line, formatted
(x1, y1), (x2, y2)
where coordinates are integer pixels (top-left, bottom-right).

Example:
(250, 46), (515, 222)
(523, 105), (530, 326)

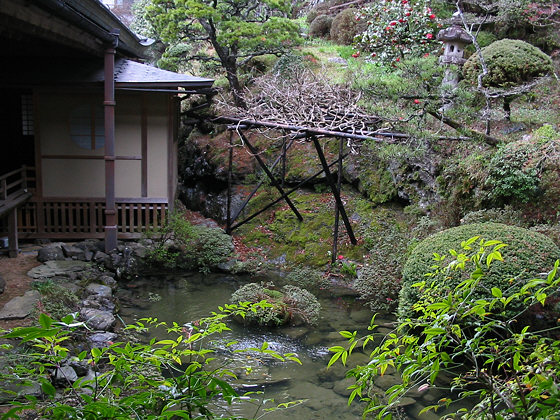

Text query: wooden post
(7, 208), (18, 258)
(311, 136), (357, 245)
(226, 130), (233, 233)
(332, 138), (344, 263)
(238, 131), (303, 222)
(104, 30), (119, 252)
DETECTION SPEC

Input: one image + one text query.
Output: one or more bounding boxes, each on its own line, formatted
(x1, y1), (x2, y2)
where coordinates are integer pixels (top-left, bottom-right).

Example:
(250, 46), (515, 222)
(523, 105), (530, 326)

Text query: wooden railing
(0, 166), (34, 217)
(7, 198), (168, 239)
(0, 166), (168, 240)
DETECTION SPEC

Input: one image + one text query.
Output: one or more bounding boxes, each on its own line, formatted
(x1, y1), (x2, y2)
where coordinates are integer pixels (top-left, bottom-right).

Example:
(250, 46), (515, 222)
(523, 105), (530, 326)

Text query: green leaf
(491, 287), (502, 298)
(41, 380), (56, 397)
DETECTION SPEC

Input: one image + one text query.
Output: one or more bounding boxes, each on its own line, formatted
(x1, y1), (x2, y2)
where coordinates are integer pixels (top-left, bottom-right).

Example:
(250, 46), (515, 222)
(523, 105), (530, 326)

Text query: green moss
(359, 166), (398, 205)
(463, 39), (553, 88)
(236, 187), (368, 267)
(399, 223), (560, 318)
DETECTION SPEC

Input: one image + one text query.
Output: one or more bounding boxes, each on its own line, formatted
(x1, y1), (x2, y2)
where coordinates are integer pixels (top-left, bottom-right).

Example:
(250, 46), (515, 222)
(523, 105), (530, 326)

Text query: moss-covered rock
(309, 15), (333, 39)
(330, 8), (366, 45)
(463, 39), (553, 88)
(230, 282), (321, 326)
(399, 222), (560, 319)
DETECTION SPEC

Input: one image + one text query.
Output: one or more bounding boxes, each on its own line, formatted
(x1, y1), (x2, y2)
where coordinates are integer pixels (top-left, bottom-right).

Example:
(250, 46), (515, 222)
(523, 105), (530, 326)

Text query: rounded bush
(231, 283), (321, 326)
(399, 223), (560, 318)
(309, 15), (333, 39)
(463, 39), (553, 88)
(330, 8), (365, 45)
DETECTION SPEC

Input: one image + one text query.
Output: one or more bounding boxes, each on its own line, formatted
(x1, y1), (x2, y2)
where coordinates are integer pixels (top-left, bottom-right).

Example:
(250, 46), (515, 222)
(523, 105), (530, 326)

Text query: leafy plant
(0, 306), (302, 419)
(329, 238), (560, 419)
(330, 8), (366, 45)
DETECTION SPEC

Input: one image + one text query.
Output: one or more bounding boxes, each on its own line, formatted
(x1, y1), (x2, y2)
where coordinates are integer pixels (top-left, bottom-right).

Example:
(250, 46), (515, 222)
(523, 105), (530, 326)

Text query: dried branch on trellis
(216, 67), (390, 138)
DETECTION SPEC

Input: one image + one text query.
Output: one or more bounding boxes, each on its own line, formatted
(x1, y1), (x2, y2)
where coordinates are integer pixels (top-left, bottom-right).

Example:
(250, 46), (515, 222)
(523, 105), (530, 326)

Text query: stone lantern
(436, 17), (472, 66)
(437, 17), (472, 109)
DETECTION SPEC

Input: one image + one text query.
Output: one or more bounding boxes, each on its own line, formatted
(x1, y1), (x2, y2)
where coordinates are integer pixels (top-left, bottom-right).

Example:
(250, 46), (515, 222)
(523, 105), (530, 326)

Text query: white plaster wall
(38, 91), (170, 199)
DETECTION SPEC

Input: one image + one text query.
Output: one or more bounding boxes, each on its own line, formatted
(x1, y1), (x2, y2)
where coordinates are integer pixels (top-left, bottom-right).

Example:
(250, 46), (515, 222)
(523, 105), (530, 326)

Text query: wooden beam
(229, 138), (295, 227)
(237, 131), (303, 222)
(229, 154), (347, 232)
(311, 136), (357, 245)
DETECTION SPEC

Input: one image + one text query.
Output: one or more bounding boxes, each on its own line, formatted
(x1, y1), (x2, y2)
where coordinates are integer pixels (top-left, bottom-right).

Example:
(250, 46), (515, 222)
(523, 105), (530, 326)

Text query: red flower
(402, 0), (408, 3)
(395, 57), (400, 62)
(338, 255), (344, 260)
(429, 13), (436, 19)
(423, 53), (430, 57)
(371, 52), (377, 57)
(352, 51), (360, 58)
(405, 12), (411, 16)
(386, 26), (391, 31)
(399, 18), (405, 23)
(426, 33), (433, 39)
(390, 21), (397, 26)
(414, 99), (420, 104)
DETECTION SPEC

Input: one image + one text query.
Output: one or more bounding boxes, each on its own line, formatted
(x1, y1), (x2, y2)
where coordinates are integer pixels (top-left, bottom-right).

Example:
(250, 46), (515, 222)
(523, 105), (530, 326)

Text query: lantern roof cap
(436, 19), (473, 44)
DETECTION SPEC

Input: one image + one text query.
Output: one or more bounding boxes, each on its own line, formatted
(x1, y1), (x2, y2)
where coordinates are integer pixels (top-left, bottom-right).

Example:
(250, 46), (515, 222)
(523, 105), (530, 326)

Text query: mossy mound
(463, 39), (553, 88)
(231, 283), (321, 326)
(309, 15), (333, 39)
(330, 8), (366, 45)
(399, 222), (560, 318)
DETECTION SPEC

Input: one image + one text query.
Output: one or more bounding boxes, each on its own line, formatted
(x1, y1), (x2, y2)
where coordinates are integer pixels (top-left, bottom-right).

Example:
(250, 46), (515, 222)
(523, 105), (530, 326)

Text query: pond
(116, 273), (453, 419)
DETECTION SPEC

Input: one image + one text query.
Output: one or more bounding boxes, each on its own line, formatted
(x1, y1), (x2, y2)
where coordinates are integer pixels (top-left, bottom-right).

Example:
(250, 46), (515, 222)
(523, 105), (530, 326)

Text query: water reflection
(116, 273), (447, 419)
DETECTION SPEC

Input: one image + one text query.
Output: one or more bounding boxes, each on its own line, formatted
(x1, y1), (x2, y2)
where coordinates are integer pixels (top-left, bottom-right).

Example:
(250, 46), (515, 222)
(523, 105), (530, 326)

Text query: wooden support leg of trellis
(332, 137), (344, 263)
(311, 135), (357, 245)
(226, 130), (234, 233)
(228, 153), (348, 232)
(228, 138), (296, 228)
(237, 131), (303, 222)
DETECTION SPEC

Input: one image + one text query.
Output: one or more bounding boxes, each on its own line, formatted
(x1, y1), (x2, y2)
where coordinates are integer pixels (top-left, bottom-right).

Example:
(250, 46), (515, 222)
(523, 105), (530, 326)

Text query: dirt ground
(0, 249), (40, 329)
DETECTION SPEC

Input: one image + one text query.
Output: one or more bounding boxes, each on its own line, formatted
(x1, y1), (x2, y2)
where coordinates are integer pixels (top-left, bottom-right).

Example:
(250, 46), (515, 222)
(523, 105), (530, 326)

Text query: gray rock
(37, 246), (65, 262)
(84, 250), (94, 262)
(94, 251), (109, 264)
(328, 57), (348, 65)
(217, 259), (237, 273)
(85, 283), (112, 298)
(333, 377), (355, 397)
(0, 274), (5, 294)
(88, 332), (118, 348)
(81, 295), (116, 313)
(374, 374), (401, 390)
(99, 275), (118, 290)
(27, 260), (89, 279)
(0, 290), (40, 319)
(0, 380), (42, 403)
(394, 396), (416, 407)
(80, 308), (115, 331)
(51, 365), (78, 386)
(62, 244), (86, 260)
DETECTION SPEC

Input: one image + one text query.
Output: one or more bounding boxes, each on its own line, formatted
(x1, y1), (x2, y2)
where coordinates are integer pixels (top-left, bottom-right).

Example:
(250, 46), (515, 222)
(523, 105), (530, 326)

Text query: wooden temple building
(0, 0), (214, 256)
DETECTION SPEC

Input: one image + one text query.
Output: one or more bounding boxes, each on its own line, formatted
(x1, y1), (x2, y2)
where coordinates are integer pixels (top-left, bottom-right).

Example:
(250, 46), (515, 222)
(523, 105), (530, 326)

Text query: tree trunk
(224, 57), (246, 109)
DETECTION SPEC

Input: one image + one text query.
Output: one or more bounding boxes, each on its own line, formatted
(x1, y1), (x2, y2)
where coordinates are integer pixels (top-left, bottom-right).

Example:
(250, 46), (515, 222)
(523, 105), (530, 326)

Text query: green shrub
(465, 31), (497, 55)
(461, 206), (527, 226)
(399, 223), (560, 318)
(463, 39), (553, 88)
(309, 15), (333, 39)
(272, 52), (306, 79)
(231, 282), (321, 326)
(285, 265), (330, 291)
(485, 140), (542, 204)
(189, 226), (234, 273)
(329, 8), (365, 45)
(32, 281), (79, 320)
(145, 211), (233, 273)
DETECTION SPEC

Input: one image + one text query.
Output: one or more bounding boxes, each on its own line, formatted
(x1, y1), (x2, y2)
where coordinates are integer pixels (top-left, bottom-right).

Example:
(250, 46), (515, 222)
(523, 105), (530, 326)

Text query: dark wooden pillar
(7, 209), (18, 258)
(104, 30), (119, 252)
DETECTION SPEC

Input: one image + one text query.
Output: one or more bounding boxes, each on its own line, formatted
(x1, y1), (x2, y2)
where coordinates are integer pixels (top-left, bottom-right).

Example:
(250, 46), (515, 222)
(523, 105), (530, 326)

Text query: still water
(117, 273), (446, 419)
